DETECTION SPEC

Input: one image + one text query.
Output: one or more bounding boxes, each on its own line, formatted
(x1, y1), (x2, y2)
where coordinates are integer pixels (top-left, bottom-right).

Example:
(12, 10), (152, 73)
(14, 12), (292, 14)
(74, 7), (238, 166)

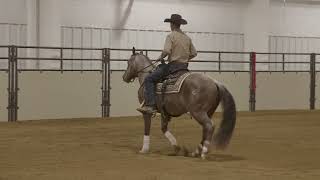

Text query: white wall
(59, 0), (245, 33)
(0, 0), (27, 47)
(0, 0), (27, 45)
(243, 1), (320, 53)
(58, 0), (247, 71)
(2, 0), (320, 49)
(270, 1), (320, 37)
(59, 0), (246, 58)
(243, 0), (270, 52)
(0, 0), (26, 24)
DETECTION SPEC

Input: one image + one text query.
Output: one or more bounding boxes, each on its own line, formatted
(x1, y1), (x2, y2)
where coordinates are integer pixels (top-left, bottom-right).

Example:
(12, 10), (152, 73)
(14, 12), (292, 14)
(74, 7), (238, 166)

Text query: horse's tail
(213, 83), (236, 149)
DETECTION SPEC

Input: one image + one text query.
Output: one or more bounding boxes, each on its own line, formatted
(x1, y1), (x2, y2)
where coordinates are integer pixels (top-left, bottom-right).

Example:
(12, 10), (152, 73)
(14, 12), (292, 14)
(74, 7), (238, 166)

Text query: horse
(122, 48), (236, 159)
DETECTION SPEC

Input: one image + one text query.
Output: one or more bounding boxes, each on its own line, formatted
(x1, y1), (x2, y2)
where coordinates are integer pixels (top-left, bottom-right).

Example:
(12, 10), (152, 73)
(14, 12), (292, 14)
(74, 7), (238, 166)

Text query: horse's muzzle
(122, 72), (131, 83)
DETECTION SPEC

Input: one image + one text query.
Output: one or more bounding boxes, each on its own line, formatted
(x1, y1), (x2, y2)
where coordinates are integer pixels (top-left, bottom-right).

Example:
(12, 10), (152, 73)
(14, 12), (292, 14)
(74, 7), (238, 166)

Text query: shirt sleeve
(163, 35), (172, 54)
(190, 40), (197, 57)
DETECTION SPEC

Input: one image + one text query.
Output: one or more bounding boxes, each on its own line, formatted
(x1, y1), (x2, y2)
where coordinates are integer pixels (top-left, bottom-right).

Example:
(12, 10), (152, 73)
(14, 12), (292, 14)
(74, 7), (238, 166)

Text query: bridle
(126, 54), (161, 82)
(135, 55), (160, 74)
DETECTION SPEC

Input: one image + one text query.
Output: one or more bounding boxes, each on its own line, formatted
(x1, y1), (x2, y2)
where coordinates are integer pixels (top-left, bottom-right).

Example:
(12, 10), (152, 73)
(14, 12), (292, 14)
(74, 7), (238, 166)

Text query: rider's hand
(157, 57), (165, 64)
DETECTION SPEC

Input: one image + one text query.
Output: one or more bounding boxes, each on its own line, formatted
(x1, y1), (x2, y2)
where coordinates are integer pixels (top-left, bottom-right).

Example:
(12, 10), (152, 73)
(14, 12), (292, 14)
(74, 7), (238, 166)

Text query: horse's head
(122, 47), (153, 83)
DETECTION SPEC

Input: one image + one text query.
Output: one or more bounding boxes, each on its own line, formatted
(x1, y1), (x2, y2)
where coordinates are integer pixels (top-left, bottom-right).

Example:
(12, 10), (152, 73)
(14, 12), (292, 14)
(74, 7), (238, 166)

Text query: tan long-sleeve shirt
(163, 29), (197, 63)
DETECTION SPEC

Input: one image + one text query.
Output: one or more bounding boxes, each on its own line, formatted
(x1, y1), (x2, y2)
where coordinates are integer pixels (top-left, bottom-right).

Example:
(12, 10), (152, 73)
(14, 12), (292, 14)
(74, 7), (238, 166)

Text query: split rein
(128, 57), (163, 83)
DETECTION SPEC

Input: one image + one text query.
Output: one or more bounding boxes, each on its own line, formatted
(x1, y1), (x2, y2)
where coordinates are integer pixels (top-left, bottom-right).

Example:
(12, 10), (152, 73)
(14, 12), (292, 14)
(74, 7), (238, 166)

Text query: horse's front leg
(161, 116), (181, 155)
(139, 113), (152, 153)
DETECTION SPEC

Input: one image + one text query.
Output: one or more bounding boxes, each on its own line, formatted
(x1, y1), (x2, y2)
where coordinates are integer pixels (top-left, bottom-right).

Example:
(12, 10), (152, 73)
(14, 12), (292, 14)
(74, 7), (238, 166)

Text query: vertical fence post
(310, 53), (316, 110)
(249, 52), (256, 112)
(282, 53), (285, 73)
(106, 48), (111, 117)
(101, 48), (111, 118)
(218, 52), (221, 73)
(7, 46), (18, 122)
(101, 48), (106, 117)
(60, 48), (63, 73)
(7, 46), (12, 122)
(14, 46), (18, 121)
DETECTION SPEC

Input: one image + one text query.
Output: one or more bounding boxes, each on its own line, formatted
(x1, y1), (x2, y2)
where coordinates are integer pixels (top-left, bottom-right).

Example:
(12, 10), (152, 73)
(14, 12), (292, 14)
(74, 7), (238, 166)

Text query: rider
(137, 14), (197, 114)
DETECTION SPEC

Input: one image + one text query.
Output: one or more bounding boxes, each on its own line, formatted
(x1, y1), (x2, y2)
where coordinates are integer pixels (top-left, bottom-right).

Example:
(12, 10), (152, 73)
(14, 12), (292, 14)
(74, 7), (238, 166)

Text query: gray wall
(256, 72), (310, 110)
(206, 72), (250, 112)
(18, 72), (101, 120)
(0, 71), (319, 121)
(0, 72), (7, 121)
(317, 72), (320, 109)
(110, 71), (140, 117)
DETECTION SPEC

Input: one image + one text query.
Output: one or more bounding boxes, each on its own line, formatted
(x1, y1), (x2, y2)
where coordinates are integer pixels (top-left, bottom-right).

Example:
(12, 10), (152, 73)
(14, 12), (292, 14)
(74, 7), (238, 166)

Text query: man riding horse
(123, 14), (236, 158)
(136, 14), (197, 114)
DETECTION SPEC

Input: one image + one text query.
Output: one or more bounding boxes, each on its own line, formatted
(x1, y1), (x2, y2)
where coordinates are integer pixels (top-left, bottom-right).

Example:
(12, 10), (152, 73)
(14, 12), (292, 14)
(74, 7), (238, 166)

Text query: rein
(127, 54), (161, 83)
(134, 55), (162, 92)
(136, 58), (160, 74)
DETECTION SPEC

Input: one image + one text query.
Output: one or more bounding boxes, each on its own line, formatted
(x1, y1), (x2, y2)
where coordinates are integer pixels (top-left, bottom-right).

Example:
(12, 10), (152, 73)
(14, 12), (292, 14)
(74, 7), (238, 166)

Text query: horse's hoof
(173, 145), (181, 155)
(182, 146), (190, 157)
(191, 147), (201, 157)
(139, 148), (149, 154)
(191, 152), (200, 158)
(168, 145), (181, 156)
(201, 153), (207, 160)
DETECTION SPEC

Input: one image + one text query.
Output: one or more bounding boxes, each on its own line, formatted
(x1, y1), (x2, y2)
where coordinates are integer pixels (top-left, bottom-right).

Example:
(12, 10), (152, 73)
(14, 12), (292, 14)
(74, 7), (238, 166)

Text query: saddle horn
(132, 47), (136, 55)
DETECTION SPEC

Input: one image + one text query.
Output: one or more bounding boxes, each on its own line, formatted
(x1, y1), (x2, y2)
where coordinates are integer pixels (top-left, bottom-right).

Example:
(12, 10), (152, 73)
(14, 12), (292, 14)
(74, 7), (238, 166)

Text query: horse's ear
(132, 47), (136, 55)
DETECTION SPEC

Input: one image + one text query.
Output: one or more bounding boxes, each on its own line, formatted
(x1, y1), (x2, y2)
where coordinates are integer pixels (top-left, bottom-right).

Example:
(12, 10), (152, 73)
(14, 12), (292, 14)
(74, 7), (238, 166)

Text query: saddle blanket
(156, 72), (191, 94)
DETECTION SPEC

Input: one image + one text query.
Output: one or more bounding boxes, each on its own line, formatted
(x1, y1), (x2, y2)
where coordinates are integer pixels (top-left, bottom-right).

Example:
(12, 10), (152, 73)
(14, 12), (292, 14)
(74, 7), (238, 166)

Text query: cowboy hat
(164, 14), (187, 25)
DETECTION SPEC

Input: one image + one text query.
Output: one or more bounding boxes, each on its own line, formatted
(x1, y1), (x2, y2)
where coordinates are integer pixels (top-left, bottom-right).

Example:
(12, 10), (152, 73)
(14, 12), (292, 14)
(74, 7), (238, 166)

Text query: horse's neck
(138, 73), (149, 85)
(137, 57), (154, 85)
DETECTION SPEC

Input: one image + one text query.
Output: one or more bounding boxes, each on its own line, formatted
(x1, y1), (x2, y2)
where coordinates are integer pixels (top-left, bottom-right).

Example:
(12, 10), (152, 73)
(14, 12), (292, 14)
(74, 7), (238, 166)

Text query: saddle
(156, 70), (191, 95)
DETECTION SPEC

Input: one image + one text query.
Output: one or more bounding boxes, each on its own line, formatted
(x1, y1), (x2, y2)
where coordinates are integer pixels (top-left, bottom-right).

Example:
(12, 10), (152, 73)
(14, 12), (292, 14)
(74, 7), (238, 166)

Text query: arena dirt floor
(0, 110), (320, 180)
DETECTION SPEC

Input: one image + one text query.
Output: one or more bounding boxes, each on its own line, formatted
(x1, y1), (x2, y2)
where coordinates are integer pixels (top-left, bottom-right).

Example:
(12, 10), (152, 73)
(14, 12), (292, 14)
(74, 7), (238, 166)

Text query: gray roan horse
(122, 48), (236, 159)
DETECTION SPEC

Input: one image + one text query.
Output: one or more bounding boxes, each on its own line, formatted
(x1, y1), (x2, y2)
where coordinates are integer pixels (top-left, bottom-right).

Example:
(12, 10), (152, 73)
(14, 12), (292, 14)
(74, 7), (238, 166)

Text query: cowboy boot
(136, 105), (157, 114)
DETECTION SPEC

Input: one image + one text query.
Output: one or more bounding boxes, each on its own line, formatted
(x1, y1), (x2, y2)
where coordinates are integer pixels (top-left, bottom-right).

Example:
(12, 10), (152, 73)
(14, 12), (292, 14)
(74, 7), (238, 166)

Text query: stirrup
(136, 106), (157, 114)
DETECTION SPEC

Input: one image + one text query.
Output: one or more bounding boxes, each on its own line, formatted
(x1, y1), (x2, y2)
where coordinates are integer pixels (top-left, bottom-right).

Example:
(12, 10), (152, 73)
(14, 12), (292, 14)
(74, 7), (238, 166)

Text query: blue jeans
(144, 62), (188, 106)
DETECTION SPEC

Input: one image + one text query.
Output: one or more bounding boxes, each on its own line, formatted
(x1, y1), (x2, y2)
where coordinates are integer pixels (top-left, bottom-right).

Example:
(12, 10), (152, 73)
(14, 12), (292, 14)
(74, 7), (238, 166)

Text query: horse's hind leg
(190, 111), (214, 159)
(191, 128), (205, 158)
(161, 115), (180, 155)
(207, 106), (217, 137)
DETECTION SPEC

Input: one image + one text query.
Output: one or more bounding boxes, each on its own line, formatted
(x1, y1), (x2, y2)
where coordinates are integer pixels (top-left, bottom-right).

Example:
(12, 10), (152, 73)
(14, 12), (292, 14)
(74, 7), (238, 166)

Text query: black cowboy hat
(164, 14), (187, 25)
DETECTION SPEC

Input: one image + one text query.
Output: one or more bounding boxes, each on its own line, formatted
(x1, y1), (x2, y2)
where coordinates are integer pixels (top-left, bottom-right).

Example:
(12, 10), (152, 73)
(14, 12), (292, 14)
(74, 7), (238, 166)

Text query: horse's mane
(134, 53), (156, 68)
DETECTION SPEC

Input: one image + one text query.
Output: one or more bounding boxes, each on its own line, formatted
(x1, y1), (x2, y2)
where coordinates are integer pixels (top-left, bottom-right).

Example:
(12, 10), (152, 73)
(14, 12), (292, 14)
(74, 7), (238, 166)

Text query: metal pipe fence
(0, 45), (318, 121)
